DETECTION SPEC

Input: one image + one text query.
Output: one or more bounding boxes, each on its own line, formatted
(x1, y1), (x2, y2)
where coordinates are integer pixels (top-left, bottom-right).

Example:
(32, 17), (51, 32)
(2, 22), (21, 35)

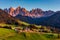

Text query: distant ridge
(4, 6), (55, 18)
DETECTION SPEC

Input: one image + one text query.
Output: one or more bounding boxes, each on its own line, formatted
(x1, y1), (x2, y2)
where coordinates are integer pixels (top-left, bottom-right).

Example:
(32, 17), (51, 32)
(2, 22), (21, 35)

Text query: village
(0, 25), (52, 33)
(0, 24), (59, 34)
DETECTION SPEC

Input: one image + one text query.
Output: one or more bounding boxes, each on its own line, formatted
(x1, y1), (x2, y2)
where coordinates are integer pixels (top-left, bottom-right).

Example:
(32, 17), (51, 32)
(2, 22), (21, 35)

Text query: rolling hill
(0, 28), (59, 40)
(0, 9), (29, 27)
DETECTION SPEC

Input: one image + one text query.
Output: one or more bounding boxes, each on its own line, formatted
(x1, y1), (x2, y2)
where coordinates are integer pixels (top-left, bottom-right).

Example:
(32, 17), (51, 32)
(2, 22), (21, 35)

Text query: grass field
(0, 28), (60, 40)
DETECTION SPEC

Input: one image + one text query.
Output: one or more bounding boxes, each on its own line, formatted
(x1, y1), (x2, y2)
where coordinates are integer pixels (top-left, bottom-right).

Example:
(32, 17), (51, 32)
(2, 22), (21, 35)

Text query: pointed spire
(16, 6), (21, 9)
(9, 7), (15, 10)
(18, 6), (21, 8)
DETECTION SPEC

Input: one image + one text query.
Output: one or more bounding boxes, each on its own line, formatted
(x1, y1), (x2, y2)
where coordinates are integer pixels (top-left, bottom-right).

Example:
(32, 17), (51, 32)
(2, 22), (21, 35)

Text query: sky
(0, 0), (60, 11)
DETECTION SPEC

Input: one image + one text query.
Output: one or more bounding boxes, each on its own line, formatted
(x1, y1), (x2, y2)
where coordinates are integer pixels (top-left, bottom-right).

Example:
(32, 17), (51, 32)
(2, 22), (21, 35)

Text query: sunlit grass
(0, 28), (60, 40)
(17, 20), (30, 26)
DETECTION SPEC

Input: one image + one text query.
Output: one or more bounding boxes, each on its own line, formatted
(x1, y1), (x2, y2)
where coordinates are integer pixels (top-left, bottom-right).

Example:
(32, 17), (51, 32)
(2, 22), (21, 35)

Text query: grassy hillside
(0, 28), (60, 40)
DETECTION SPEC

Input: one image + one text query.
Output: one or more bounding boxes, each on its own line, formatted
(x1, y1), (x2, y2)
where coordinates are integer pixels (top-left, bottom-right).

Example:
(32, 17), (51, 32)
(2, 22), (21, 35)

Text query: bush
(3, 26), (11, 29)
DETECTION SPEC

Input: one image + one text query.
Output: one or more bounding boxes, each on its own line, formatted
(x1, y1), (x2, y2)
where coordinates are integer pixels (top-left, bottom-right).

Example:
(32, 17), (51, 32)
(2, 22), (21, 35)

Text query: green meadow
(0, 28), (60, 40)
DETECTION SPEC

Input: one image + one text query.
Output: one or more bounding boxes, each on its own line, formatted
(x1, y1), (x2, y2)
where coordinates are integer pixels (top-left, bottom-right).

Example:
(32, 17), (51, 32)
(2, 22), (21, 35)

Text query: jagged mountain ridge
(4, 6), (55, 18)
